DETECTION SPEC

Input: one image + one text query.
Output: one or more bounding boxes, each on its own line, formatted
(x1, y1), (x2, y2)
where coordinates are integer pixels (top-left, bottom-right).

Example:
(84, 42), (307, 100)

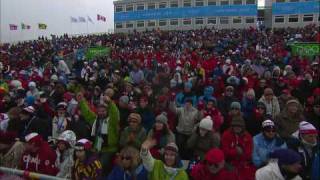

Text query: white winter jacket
(255, 161), (302, 180)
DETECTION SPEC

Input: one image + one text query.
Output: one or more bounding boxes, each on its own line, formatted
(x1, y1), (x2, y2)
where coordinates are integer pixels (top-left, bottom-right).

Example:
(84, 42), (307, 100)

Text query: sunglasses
(264, 129), (276, 133)
(121, 156), (132, 161)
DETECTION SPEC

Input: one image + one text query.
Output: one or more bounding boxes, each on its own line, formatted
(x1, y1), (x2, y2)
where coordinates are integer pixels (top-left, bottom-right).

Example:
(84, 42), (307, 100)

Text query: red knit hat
(205, 148), (225, 164)
(75, 139), (92, 151)
(25, 133), (43, 147)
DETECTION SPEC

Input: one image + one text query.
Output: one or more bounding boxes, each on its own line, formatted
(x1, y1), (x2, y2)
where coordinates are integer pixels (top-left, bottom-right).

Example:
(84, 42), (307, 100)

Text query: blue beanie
(270, 149), (301, 166)
(25, 96), (35, 106)
(204, 86), (214, 94)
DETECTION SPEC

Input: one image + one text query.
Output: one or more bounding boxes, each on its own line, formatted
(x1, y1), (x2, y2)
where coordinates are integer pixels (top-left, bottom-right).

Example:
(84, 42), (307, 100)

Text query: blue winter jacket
(252, 133), (287, 167)
(107, 164), (148, 180)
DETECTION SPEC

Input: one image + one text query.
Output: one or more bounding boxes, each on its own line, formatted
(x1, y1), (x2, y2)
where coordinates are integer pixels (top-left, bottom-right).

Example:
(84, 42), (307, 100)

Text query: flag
(78, 16), (86, 23)
(87, 16), (93, 23)
(21, 23), (31, 30)
(97, 14), (106, 22)
(71, 17), (78, 23)
(38, 23), (47, 29)
(9, 24), (18, 30)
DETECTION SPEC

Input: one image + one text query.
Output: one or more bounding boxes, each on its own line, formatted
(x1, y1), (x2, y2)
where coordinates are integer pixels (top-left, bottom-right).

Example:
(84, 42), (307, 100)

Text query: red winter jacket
(20, 141), (58, 176)
(191, 163), (237, 180)
(221, 129), (253, 168)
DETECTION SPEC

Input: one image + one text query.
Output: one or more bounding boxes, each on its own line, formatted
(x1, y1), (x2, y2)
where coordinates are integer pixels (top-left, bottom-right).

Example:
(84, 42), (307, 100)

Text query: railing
(0, 167), (67, 180)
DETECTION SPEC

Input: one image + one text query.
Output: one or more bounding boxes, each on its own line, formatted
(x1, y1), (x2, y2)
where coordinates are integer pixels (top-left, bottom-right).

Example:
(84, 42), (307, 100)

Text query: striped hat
(299, 121), (317, 135)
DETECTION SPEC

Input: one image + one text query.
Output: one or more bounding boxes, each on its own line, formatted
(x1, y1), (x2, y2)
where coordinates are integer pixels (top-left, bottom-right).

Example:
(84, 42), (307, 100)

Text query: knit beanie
(230, 101), (241, 110)
(165, 142), (179, 153)
(155, 112), (168, 125)
(119, 95), (129, 105)
(199, 116), (213, 131)
(299, 121), (318, 135)
(205, 148), (225, 164)
(270, 149), (301, 166)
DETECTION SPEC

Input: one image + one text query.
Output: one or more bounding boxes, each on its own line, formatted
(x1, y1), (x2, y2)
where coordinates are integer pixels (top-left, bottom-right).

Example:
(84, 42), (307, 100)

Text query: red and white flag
(97, 14), (106, 22)
(9, 24), (18, 30)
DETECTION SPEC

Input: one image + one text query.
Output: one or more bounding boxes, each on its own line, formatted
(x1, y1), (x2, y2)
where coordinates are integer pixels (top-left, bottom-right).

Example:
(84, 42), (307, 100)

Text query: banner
(85, 47), (111, 60)
(114, 5), (257, 22)
(272, 1), (320, 15)
(38, 23), (47, 29)
(9, 24), (18, 30)
(291, 43), (320, 57)
(87, 16), (94, 23)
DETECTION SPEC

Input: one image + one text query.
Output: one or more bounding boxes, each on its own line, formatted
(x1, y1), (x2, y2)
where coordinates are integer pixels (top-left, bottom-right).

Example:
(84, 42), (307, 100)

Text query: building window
(115, 6), (123, 12)
(170, 19), (179, 25)
(234, 0), (242, 5)
(183, 0), (192, 7)
(245, 17), (255, 23)
(318, 15), (320, 22)
(246, 0), (255, 4)
(137, 21), (145, 27)
(170, 1), (179, 8)
(220, 1), (229, 5)
(233, 17), (242, 23)
(195, 0), (204, 6)
(126, 4), (133, 12)
(207, 17), (217, 24)
(126, 22), (133, 28)
(195, 18), (204, 24)
(159, 2), (167, 8)
(288, 15), (299, 22)
(147, 20), (156, 27)
(220, 17), (229, 24)
(148, 3), (156, 9)
(208, 0), (217, 5)
(183, 18), (192, 25)
(115, 23), (123, 29)
(275, 16), (284, 23)
(303, 14), (313, 22)
(275, 0), (285, 2)
(289, 0), (299, 2)
(137, 4), (145, 11)
(159, 20), (167, 26)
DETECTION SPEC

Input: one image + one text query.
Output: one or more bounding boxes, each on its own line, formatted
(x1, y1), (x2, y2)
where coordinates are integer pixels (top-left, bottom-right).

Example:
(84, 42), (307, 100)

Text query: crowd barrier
(0, 167), (67, 180)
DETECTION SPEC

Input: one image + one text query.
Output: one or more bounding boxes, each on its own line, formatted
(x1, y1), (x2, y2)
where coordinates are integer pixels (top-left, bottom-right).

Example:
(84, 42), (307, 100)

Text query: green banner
(291, 43), (320, 57)
(85, 46), (111, 60)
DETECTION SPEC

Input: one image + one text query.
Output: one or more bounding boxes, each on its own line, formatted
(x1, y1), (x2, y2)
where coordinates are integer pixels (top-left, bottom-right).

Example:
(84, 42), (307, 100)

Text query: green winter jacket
(141, 150), (188, 180)
(79, 100), (120, 153)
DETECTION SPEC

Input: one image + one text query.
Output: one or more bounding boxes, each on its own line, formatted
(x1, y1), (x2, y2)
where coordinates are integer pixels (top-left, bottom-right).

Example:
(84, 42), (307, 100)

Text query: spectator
(140, 139), (189, 180)
(288, 121), (318, 180)
(52, 102), (71, 140)
(305, 97), (320, 130)
(190, 148), (237, 180)
(221, 116), (256, 180)
(252, 120), (287, 168)
(108, 146), (148, 180)
(119, 113), (147, 149)
(147, 112), (176, 159)
(20, 133), (58, 175)
(187, 116), (220, 161)
(77, 92), (120, 175)
(218, 86), (238, 118)
(137, 96), (155, 132)
(275, 99), (305, 140)
(55, 130), (76, 179)
(259, 88), (280, 119)
(73, 139), (102, 180)
(255, 149), (303, 180)
(170, 98), (202, 159)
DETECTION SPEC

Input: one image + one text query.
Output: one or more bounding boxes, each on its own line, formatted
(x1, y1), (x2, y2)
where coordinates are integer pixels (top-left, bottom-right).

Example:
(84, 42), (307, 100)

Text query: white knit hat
(299, 121), (317, 135)
(199, 116), (213, 131)
(23, 106), (35, 114)
(262, 119), (275, 128)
